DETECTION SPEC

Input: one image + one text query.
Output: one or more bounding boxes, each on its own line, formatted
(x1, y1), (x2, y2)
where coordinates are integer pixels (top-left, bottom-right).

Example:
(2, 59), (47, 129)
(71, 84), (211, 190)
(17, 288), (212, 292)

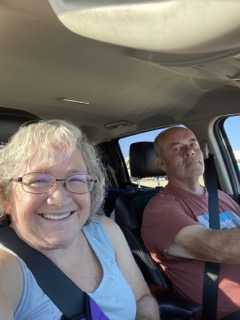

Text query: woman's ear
(156, 156), (167, 173)
(3, 198), (12, 215)
(0, 190), (11, 214)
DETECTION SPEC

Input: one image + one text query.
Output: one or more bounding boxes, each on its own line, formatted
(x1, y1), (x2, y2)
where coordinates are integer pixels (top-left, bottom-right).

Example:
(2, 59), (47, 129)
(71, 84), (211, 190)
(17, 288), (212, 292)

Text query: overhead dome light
(48, 0), (240, 54)
(58, 97), (91, 105)
(105, 120), (133, 130)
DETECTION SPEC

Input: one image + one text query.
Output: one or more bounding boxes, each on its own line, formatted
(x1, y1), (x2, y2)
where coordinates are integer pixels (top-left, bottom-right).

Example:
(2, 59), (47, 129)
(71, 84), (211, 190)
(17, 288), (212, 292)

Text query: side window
(222, 115), (240, 178)
(118, 128), (167, 188)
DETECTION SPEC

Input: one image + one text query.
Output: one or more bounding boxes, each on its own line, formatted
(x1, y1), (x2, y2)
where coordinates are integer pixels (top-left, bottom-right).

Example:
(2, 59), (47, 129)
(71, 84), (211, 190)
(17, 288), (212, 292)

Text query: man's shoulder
(218, 189), (240, 206)
(147, 186), (184, 206)
(218, 189), (235, 199)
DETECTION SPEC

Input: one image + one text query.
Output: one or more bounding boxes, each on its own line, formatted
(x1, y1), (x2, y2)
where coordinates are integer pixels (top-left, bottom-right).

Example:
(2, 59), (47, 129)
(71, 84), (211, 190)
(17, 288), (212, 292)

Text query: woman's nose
(46, 181), (71, 206)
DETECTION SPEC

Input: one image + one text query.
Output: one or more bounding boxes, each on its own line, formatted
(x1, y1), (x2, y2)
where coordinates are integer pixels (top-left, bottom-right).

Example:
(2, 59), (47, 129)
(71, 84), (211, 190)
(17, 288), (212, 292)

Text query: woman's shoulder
(85, 216), (124, 250)
(96, 216), (122, 237)
(0, 247), (23, 314)
(99, 215), (119, 228)
(0, 247), (22, 277)
(86, 215), (121, 233)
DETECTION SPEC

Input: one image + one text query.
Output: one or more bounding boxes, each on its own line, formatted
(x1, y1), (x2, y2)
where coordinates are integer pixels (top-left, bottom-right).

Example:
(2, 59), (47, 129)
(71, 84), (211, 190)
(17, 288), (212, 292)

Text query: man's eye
(174, 146), (181, 152)
(192, 143), (199, 149)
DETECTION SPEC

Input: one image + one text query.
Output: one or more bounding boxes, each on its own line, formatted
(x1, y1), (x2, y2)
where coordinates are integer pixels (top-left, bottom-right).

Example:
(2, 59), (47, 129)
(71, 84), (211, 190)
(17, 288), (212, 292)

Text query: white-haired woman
(0, 120), (159, 320)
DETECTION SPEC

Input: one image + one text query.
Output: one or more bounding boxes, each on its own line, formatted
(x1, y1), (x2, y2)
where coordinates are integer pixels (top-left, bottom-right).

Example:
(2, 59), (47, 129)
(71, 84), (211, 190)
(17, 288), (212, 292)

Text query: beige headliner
(0, 0), (240, 143)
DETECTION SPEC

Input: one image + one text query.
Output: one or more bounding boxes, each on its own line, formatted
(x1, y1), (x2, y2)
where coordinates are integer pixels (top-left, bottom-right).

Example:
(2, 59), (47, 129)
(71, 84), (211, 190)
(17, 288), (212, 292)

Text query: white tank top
(1, 220), (136, 320)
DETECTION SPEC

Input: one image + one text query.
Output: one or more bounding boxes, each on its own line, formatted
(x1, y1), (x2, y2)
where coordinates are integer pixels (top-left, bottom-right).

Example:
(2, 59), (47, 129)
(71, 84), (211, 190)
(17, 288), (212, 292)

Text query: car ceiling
(1, 0), (240, 144)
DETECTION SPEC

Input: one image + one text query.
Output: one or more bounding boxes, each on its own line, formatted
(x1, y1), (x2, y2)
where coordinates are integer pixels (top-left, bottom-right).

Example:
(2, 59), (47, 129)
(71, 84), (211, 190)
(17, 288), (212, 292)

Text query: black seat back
(115, 188), (171, 287)
(115, 142), (201, 319)
(115, 141), (168, 285)
(0, 107), (40, 143)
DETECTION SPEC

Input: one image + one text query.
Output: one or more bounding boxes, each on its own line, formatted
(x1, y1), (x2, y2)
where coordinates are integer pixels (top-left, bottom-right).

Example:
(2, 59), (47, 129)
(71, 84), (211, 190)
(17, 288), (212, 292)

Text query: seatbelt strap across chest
(202, 153), (220, 320)
(0, 226), (85, 318)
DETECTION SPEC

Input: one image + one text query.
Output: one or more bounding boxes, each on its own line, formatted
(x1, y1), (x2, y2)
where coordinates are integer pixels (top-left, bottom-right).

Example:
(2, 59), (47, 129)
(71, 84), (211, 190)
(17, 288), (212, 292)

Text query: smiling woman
(0, 119), (160, 320)
(0, 120), (106, 224)
(1, 1), (240, 319)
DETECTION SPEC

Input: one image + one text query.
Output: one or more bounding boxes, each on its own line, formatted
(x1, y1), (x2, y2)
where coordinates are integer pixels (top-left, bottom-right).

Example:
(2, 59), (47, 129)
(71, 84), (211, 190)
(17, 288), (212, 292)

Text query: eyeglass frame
(11, 172), (97, 194)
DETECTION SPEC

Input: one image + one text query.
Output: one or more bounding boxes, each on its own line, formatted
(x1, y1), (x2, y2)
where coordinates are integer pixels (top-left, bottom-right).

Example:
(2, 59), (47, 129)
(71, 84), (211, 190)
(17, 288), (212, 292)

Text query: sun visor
(48, 0), (240, 54)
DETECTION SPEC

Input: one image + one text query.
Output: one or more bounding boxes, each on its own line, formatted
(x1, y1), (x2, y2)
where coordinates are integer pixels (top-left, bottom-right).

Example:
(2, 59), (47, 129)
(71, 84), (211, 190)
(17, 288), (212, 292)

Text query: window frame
(215, 115), (240, 199)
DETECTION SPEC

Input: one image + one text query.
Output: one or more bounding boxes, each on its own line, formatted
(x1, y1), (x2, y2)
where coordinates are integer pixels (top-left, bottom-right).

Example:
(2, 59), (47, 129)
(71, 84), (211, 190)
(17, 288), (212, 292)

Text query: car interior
(1, 1), (240, 319)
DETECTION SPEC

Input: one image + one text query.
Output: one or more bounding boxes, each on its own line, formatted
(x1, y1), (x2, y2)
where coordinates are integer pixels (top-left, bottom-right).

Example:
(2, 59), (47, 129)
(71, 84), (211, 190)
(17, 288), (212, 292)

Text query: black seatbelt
(202, 154), (221, 320)
(0, 226), (85, 319)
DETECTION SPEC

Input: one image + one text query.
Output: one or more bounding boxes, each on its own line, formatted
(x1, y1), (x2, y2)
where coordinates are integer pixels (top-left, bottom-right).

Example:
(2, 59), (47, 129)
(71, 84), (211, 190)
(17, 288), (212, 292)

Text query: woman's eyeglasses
(11, 172), (97, 194)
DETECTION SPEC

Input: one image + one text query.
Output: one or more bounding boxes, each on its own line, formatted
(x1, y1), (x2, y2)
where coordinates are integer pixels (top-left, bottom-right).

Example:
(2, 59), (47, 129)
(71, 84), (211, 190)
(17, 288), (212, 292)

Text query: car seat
(0, 107), (40, 143)
(115, 142), (201, 320)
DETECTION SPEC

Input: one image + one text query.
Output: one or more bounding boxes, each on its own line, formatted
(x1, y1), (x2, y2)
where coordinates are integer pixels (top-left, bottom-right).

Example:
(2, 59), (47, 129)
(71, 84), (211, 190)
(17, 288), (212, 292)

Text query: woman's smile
(39, 210), (76, 221)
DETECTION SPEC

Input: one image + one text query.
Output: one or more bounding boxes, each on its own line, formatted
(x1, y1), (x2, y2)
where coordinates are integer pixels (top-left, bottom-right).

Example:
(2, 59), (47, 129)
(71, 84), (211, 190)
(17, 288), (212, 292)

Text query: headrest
(130, 142), (165, 179)
(0, 108), (40, 143)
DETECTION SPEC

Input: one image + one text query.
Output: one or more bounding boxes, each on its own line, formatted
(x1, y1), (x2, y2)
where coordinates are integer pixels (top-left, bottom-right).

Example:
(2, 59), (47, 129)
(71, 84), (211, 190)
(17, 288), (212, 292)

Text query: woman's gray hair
(0, 119), (106, 224)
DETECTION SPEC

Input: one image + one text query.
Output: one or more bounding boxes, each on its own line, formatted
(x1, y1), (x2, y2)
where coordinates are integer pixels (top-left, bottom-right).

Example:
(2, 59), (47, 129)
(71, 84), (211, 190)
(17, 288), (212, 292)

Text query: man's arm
(168, 224), (240, 264)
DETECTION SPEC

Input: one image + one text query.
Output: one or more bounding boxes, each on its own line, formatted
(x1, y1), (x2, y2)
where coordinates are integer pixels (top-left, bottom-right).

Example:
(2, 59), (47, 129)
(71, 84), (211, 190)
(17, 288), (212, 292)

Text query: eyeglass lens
(21, 173), (95, 194)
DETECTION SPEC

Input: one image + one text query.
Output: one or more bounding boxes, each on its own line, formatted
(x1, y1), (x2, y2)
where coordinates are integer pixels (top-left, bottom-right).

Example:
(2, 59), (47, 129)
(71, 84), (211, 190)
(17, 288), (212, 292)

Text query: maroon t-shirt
(141, 184), (240, 319)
